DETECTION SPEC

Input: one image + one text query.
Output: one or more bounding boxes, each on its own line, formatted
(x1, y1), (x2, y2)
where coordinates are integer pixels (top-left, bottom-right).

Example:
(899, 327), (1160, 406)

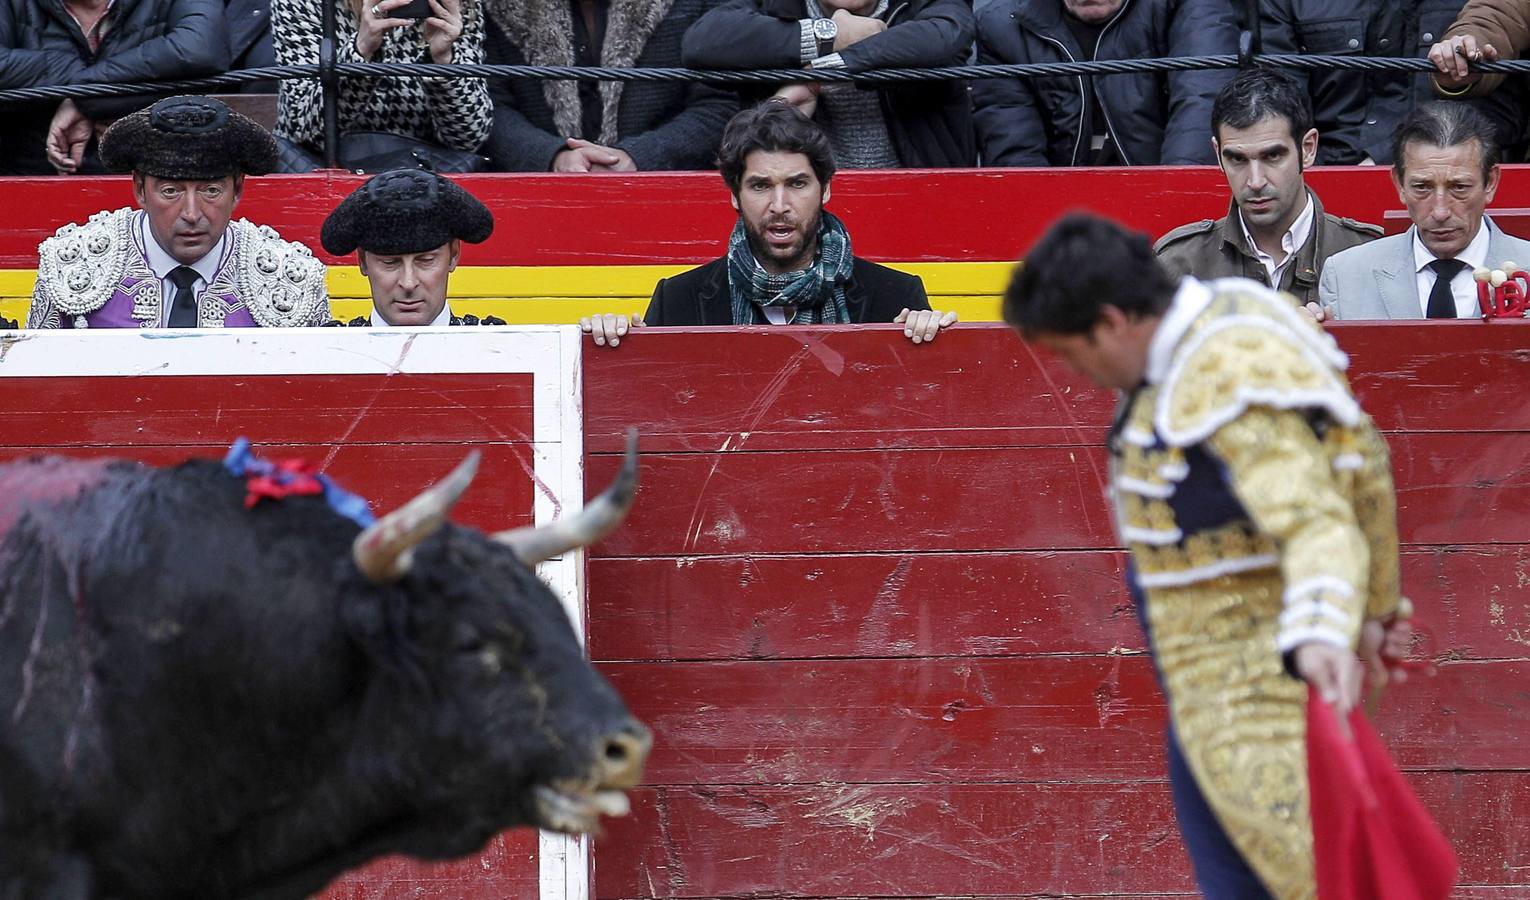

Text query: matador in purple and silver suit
(27, 96), (328, 330)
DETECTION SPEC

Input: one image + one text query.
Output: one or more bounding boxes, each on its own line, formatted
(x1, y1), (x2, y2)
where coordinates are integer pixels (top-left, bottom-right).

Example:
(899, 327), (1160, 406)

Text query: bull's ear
(495, 429), (637, 565)
(353, 452), (480, 583)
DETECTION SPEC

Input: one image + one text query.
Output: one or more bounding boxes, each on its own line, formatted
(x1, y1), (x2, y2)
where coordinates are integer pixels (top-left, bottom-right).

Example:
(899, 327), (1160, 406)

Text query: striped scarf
(727, 211), (854, 325)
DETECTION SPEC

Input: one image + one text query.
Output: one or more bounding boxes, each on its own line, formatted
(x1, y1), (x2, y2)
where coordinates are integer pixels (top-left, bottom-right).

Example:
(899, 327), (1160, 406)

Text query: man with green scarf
(581, 101), (956, 345)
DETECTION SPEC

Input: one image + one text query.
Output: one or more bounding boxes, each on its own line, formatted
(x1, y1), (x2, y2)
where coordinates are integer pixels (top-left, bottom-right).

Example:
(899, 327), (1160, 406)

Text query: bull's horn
(495, 430), (637, 565)
(352, 451), (481, 583)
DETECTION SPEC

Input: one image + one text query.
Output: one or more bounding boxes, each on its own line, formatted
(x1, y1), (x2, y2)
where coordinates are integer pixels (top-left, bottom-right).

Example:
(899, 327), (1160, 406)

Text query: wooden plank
(0, 373), (536, 448)
(598, 658), (1530, 785)
(585, 434), (1529, 557)
(602, 656), (1165, 785)
(1409, 545), (1530, 662)
(596, 781), (1191, 898)
(582, 325), (1530, 456)
(8, 166), (1520, 268)
(588, 446), (1118, 556)
(6, 167), (1517, 267)
(1389, 431), (1530, 546)
(319, 831), (539, 900)
(587, 546), (1530, 663)
(1339, 323), (1530, 435)
(583, 327), (1117, 454)
(0, 292), (1005, 332)
(588, 551), (1138, 662)
(591, 772), (1530, 897)
(0, 259), (1007, 300)
(0, 443), (537, 533)
(12, 166), (1530, 267)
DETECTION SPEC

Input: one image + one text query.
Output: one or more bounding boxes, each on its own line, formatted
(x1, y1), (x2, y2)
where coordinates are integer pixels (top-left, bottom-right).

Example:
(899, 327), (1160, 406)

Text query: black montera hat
(319, 168), (494, 257)
(99, 95), (278, 180)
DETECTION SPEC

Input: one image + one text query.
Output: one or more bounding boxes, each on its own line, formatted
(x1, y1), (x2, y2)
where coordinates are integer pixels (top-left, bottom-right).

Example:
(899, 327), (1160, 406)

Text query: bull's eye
(452, 624), (485, 654)
(477, 645), (503, 674)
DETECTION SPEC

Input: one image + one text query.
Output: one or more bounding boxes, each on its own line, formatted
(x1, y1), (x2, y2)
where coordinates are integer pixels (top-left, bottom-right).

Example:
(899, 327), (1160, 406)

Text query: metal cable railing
(1, 53), (1528, 105)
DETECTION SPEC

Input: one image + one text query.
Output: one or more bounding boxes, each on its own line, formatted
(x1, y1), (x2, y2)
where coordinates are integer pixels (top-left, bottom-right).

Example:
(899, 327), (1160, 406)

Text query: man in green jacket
(1155, 68), (1381, 309)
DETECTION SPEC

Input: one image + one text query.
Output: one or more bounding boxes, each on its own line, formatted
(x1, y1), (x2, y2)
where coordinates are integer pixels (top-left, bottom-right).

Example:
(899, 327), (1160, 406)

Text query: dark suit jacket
(644, 256), (929, 325)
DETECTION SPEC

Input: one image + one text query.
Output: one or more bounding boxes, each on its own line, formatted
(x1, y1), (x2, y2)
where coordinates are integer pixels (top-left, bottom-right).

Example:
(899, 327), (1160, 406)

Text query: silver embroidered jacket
(29, 208), (330, 329)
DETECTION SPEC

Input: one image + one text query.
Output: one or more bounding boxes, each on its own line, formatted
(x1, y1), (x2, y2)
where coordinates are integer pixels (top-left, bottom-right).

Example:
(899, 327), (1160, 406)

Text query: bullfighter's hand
(895, 308), (958, 344)
(1429, 34), (1497, 91)
(830, 8), (887, 49)
(772, 83), (820, 119)
(45, 99), (93, 175)
(580, 313), (644, 347)
(355, 0), (414, 58)
(1293, 641), (1364, 716)
(422, 0), (463, 64)
(1303, 301), (1329, 323)
(1359, 615), (1415, 687)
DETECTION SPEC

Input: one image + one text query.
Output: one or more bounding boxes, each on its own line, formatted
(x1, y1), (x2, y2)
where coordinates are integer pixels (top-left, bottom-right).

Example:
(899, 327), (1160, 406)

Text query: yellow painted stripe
(0, 261), (1014, 325)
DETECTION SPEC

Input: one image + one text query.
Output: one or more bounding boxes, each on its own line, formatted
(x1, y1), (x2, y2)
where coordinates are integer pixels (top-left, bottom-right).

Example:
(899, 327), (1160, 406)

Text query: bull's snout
(595, 720), (651, 790)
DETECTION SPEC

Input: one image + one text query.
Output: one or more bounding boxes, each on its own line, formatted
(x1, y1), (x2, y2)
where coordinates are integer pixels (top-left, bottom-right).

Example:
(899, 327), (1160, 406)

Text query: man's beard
(745, 207), (822, 274)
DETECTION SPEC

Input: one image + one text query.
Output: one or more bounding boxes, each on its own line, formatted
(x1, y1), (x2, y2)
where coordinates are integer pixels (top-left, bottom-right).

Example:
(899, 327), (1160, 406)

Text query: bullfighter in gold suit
(1002, 213), (1414, 899)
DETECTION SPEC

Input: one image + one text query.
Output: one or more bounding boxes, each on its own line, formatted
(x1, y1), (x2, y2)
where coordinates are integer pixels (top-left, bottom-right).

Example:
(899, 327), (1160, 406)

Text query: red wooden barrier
(581, 322), (1530, 898)
(0, 337), (566, 899)
(6, 166), (1530, 267)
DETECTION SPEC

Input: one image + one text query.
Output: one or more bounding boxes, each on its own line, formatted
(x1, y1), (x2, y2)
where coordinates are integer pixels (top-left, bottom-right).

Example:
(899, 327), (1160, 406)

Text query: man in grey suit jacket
(1315, 101), (1530, 320)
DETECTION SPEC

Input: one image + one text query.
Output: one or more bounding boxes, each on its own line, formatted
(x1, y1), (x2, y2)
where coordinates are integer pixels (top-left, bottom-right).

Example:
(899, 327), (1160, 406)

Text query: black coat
(0, 0), (227, 174)
(682, 0), (976, 168)
(644, 255), (930, 325)
(970, 0), (1237, 166)
(1262, 0), (1527, 165)
(225, 0), (271, 69)
(481, 0), (737, 172)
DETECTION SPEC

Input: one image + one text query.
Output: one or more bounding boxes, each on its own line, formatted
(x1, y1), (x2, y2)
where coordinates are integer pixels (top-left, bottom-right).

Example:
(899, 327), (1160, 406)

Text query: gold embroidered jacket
(1112, 276), (1403, 899)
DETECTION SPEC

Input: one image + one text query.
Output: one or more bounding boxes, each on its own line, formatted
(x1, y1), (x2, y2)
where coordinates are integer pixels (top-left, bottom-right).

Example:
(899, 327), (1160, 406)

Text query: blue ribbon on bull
(222, 437), (376, 527)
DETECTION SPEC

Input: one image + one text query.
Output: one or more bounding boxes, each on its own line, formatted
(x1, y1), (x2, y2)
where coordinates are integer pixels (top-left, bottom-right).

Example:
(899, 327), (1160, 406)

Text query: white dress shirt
(138, 212), (229, 327)
(1411, 218), (1491, 318)
(367, 303), (453, 326)
(1238, 190), (1316, 288)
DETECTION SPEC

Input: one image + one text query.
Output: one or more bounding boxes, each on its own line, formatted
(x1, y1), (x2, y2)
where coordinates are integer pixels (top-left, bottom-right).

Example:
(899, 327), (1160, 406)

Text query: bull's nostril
(594, 723), (651, 789)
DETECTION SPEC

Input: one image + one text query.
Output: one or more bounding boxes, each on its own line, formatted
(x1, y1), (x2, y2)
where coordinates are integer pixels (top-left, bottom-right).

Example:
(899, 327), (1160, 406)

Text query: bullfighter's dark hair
(1211, 67), (1314, 148)
(717, 101), (836, 196)
(1003, 213), (1177, 337)
(1391, 101), (1501, 180)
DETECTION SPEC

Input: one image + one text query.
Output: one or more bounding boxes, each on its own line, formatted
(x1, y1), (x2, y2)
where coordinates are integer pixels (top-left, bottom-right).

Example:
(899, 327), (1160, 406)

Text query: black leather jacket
(0, 0), (227, 174)
(971, 0), (1237, 166)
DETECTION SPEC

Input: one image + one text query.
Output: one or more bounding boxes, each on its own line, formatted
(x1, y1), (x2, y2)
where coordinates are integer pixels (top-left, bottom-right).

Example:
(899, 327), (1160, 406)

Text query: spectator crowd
(4, 0), (1529, 175)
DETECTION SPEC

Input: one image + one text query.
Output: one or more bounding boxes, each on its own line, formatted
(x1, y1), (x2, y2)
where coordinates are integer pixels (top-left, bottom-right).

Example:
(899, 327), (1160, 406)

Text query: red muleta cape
(1307, 688), (1458, 900)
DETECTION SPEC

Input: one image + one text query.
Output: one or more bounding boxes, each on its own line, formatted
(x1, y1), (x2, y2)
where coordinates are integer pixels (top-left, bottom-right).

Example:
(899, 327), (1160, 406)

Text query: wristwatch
(811, 17), (838, 57)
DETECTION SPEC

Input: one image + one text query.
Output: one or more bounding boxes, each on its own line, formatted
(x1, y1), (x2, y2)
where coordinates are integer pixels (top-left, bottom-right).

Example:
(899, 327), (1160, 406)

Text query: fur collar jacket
(486, 0), (673, 144)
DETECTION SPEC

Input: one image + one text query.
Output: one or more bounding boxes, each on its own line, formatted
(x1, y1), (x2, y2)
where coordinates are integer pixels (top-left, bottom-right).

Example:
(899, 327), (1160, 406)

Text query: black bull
(0, 440), (649, 899)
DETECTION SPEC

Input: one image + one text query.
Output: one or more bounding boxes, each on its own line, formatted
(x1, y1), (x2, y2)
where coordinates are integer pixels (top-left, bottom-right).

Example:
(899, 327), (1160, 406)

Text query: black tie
(167, 266), (200, 327)
(1426, 258), (1466, 319)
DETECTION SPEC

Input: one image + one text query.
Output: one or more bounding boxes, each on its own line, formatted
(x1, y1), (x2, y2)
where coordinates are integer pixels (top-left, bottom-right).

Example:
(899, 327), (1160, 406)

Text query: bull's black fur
(0, 457), (637, 899)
